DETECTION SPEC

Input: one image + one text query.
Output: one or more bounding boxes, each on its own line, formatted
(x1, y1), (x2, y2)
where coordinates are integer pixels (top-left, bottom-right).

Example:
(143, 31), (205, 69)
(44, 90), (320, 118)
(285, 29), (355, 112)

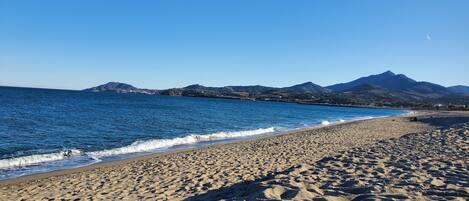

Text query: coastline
(190, 111), (469, 200)
(0, 111), (438, 200)
(0, 112), (410, 183)
(0, 110), (408, 182)
(1, 86), (417, 111)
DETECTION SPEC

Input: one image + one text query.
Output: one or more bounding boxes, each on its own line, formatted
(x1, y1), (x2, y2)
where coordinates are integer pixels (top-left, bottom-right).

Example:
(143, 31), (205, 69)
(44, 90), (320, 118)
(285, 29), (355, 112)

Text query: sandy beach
(1, 111), (468, 200)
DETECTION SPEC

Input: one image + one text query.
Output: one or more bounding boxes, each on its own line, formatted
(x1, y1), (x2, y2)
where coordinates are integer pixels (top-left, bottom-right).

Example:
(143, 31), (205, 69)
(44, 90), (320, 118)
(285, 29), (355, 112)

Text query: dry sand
(190, 112), (469, 200)
(0, 111), (467, 200)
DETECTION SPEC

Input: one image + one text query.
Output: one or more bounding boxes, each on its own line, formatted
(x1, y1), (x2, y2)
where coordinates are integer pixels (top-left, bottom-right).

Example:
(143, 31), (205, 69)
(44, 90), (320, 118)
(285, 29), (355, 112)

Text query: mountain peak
(83, 82), (137, 92)
(326, 70), (451, 98)
(104, 81), (134, 87)
(380, 70), (395, 76)
(283, 82), (327, 93)
(295, 82), (315, 86)
(106, 81), (123, 84)
(326, 71), (417, 92)
(184, 84), (207, 90)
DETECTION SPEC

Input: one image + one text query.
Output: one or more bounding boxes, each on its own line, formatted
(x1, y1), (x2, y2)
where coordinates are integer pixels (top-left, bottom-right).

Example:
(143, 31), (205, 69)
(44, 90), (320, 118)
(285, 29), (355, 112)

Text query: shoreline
(0, 112), (412, 184)
(0, 110), (410, 183)
(0, 111), (436, 200)
(189, 111), (468, 200)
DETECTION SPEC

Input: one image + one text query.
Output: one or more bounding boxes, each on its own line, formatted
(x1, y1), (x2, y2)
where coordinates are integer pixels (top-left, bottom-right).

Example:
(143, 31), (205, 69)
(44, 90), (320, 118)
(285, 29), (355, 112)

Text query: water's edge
(0, 111), (412, 182)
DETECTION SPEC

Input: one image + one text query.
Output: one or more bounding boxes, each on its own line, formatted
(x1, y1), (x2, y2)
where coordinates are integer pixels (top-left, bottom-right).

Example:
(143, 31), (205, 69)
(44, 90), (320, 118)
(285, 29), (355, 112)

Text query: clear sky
(1, 0), (468, 90)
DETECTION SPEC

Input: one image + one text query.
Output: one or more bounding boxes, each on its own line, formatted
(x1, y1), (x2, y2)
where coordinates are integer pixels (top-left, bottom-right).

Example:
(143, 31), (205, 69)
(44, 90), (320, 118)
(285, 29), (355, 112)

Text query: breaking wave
(0, 127), (276, 169)
(87, 127), (276, 158)
(0, 149), (81, 169)
(0, 114), (397, 171)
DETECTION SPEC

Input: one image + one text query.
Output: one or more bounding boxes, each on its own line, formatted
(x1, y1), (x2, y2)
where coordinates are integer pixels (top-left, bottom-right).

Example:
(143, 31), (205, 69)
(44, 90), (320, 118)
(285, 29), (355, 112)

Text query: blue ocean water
(0, 86), (406, 179)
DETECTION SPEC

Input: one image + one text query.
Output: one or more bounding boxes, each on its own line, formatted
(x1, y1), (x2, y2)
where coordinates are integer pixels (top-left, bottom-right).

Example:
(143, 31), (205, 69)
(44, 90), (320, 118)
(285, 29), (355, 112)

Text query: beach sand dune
(1, 112), (467, 200)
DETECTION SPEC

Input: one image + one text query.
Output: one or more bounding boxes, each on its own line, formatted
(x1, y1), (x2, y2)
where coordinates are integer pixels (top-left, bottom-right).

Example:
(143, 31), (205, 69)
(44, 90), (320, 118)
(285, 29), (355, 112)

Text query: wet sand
(1, 111), (467, 200)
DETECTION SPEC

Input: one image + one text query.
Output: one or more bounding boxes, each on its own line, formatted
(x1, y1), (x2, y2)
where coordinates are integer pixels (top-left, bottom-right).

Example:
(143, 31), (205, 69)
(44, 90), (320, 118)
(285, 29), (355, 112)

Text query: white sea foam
(0, 128), (277, 169)
(0, 149), (81, 169)
(349, 116), (374, 121)
(87, 127), (276, 158)
(322, 117), (367, 126)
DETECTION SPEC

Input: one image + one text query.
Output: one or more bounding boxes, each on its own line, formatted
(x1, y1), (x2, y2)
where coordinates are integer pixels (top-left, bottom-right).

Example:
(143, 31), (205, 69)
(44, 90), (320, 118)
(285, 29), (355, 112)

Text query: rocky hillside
(326, 71), (451, 98)
(83, 82), (159, 95)
(448, 85), (469, 94)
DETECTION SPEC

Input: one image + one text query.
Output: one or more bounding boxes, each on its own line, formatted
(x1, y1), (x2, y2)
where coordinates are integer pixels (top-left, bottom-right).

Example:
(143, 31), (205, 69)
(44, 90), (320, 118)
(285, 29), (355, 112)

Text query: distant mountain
(226, 85), (276, 94)
(83, 71), (468, 109)
(326, 71), (451, 98)
(337, 84), (400, 105)
(448, 85), (469, 94)
(84, 82), (136, 92)
(83, 82), (159, 94)
(160, 82), (327, 98)
(327, 71), (415, 91)
(160, 84), (262, 97)
(281, 82), (329, 93)
(339, 84), (423, 104)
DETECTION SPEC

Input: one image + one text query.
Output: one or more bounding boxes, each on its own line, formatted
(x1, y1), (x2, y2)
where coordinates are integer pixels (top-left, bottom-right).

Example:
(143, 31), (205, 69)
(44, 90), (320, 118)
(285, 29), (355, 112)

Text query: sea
(0, 86), (407, 180)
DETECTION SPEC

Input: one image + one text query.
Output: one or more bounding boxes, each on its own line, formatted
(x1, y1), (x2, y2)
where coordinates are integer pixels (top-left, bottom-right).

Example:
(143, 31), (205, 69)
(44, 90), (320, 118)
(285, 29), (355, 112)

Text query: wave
(0, 127), (277, 169)
(87, 127), (276, 158)
(321, 119), (345, 126)
(1, 113), (394, 170)
(0, 113), (397, 171)
(321, 116), (376, 126)
(0, 149), (81, 169)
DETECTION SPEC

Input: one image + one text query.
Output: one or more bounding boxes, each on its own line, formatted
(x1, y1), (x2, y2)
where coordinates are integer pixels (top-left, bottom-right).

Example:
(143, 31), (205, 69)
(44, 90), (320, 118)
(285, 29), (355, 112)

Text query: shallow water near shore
(0, 86), (406, 180)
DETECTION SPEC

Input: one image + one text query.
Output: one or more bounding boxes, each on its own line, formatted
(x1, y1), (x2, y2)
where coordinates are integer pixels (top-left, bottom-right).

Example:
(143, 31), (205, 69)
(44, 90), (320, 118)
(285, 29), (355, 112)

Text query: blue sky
(1, 0), (468, 90)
